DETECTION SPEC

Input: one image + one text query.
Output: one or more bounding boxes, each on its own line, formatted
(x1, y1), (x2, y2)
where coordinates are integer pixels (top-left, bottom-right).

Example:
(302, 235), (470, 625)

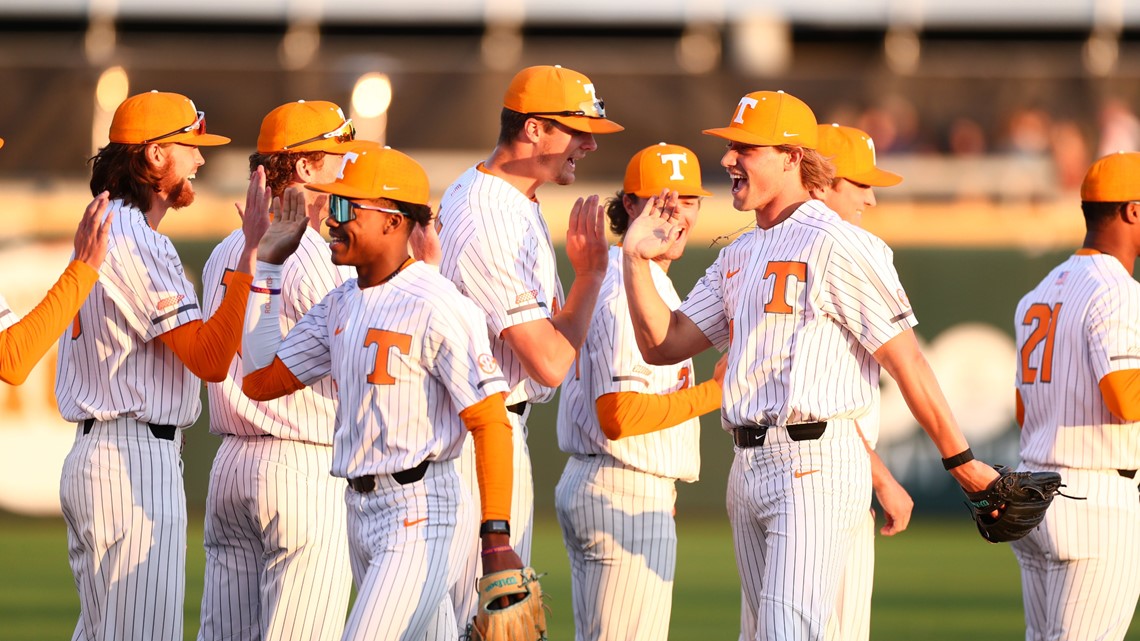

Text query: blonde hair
(775, 144), (835, 193)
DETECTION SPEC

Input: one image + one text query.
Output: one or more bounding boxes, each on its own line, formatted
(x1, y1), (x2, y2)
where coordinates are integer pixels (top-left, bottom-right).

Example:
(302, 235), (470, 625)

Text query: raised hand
(565, 194), (608, 277)
(74, 191), (114, 269)
(409, 216), (442, 266)
(257, 186), (309, 265)
(622, 189), (681, 261)
(238, 166), (272, 252)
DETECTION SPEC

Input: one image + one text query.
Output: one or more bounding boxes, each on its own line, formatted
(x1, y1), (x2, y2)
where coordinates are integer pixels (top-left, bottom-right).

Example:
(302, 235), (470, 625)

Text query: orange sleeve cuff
(459, 393), (513, 522)
(0, 260), (98, 385)
(594, 378), (722, 440)
(1015, 389), (1025, 428)
(241, 357), (305, 401)
(158, 272), (252, 382)
(1100, 369), (1140, 422)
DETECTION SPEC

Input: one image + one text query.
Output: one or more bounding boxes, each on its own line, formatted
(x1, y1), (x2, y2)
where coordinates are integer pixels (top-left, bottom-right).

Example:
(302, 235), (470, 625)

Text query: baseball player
(0, 181), (113, 386)
(55, 90), (267, 641)
(437, 64), (616, 624)
(810, 123), (913, 641)
(198, 101), (356, 641)
(555, 142), (723, 641)
(619, 90), (1001, 641)
(240, 142), (523, 641)
(1010, 151), (1140, 641)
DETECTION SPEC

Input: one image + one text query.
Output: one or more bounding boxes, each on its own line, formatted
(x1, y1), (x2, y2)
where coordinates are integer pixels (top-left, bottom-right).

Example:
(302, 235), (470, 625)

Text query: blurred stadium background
(1, 1), (1139, 638)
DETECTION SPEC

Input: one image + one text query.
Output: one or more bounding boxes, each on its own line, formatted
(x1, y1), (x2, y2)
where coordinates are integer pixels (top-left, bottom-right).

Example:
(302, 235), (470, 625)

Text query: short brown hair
(774, 145), (834, 193)
(249, 151), (329, 199)
(88, 143), (166, 212)
(1081, 201), (1127, 231)
(498, 108), (557, 145)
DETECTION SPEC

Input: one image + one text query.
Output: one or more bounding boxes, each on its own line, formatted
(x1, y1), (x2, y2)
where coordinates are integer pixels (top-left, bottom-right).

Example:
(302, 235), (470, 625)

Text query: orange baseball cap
(503, 65), (624, 135)
(0, 137), (5, 150)
(817, 124), (902, 187)
(257, 100), (356, 154)
(624, 142), (712, 198)
(1081, 151), (1140, 202)
(307, 141), (430, 205)
(703, 90), (818, 148)
(109, 91), (230, 146)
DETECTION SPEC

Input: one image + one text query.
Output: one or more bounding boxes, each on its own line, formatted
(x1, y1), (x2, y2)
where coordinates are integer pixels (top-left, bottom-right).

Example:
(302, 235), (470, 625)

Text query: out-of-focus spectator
(946, 117), (987, 156)
(1050, 119), (1090, 192)
(1002, 107), (1052, 156)
(857, 94), (921, 153)
(1096, 97), (1139, 156)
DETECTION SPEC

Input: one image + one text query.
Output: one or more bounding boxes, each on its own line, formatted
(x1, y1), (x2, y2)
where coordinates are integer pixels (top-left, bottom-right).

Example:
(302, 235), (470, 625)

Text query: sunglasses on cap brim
(282, 120), (356, 151)
(327, 194), (405, 223)
(529, 98), (607, 119)
(140, 111), (207, 144)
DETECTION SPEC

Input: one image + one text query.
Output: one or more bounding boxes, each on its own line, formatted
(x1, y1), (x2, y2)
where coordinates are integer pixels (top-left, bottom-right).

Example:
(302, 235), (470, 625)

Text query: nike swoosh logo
(783, 132), (799, 137)
(403, 517), (428, 527)
(794, 469), (820, 478)
(334, 326), (344, 336)
(382, 185), (400, 191)
(726, 268), (741, 279)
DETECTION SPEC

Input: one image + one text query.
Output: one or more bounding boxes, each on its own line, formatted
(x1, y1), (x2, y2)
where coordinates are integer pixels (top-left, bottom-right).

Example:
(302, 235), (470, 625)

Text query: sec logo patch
(478, 353), (498, 374)
(897, 288), (910, 307)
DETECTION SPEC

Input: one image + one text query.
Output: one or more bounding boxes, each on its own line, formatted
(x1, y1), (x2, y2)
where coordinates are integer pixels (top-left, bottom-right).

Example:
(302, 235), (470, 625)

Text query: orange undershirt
(242, 357), (306, 401)
(594, 378), (722, 440)
(0, 260), (99, 385)
(459, 393), (514, 522)
(158, 271), (252, 382)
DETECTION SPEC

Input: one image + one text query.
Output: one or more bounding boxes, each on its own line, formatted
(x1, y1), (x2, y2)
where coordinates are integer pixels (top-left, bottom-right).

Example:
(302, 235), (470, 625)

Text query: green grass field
(3, 513), (1137, 640)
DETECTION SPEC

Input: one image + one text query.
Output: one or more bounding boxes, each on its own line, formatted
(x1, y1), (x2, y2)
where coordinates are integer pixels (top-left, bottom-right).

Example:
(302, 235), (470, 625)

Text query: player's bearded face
(536, 122), (597, 186)
(157, 145), (202, 210)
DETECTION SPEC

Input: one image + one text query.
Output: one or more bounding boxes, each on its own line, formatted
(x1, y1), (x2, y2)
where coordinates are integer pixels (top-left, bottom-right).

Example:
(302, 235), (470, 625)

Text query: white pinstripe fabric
(672, 203), (912, 641)
(823, 508), (874, 641)
(199, 228), (351, 641)
(56, 199), (203, 641)
(59, 418), (187, 641)
(1012, 252), (1140, 640)
(342, 459), (475, 641)
(555, 454), (678, 641)
(557, 247), (701, 480)
(0, 294), (18, 330)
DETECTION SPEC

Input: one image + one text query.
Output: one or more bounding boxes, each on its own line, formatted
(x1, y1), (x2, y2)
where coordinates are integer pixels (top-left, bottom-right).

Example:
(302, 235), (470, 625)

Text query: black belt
(348, 459), (430, 493)
(82, 418), (176, 441)
(506, 402), (527, 416)
(1119, 469), (1137, 479)
(732, 421), (828, 448)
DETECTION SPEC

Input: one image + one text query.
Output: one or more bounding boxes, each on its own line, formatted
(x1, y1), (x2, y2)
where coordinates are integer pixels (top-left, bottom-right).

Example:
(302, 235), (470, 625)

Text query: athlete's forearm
(0, 261), (98, 385)
(550, 270), (605, 354)
(460, 394), (513, 523)
(158, 271), (251, 382)
(504, 272), (605, 388)
(595, 379), (721, 440)
(242, 357), (305, 401)
(621, 255), (709, 365)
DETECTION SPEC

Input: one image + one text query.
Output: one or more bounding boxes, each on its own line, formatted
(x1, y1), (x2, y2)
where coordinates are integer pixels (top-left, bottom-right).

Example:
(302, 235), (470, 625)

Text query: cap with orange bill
(307, 141), (430, 206)
(703, 90), (818, 149)
(504, 65), (624, 135)
(1081, 151), (1140, 202)
(816, 124), (902, 188)
(258, 100), (356, 154)
(624, 142), (712, 198)
(109, 91), (230, 146)
(0, 137), (4, 150)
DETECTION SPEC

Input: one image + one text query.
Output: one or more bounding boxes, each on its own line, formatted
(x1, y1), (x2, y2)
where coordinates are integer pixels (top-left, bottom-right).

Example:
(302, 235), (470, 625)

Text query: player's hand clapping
(238, 165), (273, 255)
(622, 189), (682, 262)
(565, 194), (608, 278)
(74, 191), (114, 269)
(256, 186), (308, 265)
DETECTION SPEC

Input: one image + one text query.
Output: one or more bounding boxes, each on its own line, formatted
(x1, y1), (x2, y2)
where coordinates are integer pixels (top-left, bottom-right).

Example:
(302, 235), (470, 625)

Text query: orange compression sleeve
(1100, 369), (1140, 422)
(459, 393), (513, 523)
(0, 260), (99, 385)
(241, 357), (305, 402)
(158, 271), (252, 382)
(594, 378), (722, 440)
(1015, 389), (1025, 428)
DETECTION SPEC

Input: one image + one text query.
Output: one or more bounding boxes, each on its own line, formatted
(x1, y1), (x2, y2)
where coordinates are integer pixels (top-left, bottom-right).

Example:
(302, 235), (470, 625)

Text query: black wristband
(479, 519), (510, 536)
(942, 447), (974, 471)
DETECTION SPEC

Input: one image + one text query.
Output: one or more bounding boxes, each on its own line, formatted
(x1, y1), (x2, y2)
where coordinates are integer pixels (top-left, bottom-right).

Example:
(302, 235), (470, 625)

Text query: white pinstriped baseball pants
(730, 420), (871, 641)
(824, 508), (874, 641)
(198, 435), (351, 641)
(59, 418), (187, 641)
(1011, 464), (1140, 641)
(555, 453), (679, 641)
(342, 458), (475, 641)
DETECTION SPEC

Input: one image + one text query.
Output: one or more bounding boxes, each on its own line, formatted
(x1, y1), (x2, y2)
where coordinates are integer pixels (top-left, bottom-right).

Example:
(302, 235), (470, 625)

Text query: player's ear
(144, 143), (166, 168)
(1123, 201), (1140, 224)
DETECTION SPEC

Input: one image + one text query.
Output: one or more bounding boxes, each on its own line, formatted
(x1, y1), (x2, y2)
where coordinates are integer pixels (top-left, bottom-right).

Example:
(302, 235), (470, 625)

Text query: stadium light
(351, 73), (393, 145)
(93, 65), (129, 155)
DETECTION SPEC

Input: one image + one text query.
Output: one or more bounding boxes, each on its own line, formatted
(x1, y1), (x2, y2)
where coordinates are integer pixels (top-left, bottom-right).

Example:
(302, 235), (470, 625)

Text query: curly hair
(249, 151), (329, 198)
(604, 190), (634, 237)
(88, 143), (166, 212)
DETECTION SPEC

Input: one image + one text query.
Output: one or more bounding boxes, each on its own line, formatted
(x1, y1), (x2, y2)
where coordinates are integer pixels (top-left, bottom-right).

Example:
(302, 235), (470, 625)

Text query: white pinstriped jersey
(55, 199), (204, 427)
(438, 165), (565, 405)
(202, 227), (348, 442)
(0, 294), (17, 330)
(269, 261), (510, 478)
(1015, 252), (1140, 469)
(557, 246), (700, 481)
(678, 201), (916, 429)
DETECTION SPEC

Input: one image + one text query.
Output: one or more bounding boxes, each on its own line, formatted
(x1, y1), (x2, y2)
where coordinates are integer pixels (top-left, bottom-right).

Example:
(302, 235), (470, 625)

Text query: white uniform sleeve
(823, 237), (918, 354)
(101, 232), (202, 341)
(243, 261), (286, 372)
(425, 295), (510, 411)
(1086, 282), (1140, 381)
(276, 293), (335, 387)
(456, 217), (552, 336)
(678, 253), (731, 350)
(0, 294), (18, 331)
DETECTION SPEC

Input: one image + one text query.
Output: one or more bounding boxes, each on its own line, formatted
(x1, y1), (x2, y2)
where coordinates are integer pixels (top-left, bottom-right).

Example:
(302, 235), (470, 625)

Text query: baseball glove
(965, 465), (1063, 543)
(468, 567), (547, 641)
